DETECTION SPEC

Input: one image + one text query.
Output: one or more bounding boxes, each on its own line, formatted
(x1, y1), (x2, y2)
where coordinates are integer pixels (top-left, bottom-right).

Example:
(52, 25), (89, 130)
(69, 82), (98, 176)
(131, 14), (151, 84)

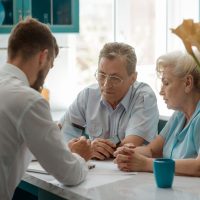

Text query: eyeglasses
(94, 71), (124, 86)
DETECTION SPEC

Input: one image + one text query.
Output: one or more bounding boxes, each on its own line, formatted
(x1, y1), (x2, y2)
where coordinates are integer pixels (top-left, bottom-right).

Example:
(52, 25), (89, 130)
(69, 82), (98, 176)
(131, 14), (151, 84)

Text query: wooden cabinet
(0, 0), (79, 33)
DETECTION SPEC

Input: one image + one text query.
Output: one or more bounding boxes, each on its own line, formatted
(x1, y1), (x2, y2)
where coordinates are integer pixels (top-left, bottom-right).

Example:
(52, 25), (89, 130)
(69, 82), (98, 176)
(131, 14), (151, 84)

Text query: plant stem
(191, 51), (200, 72)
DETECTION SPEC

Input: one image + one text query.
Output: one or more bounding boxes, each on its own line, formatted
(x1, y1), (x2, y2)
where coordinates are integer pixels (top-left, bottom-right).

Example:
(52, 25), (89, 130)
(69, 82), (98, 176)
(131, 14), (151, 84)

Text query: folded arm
(175, 157), (200, 176)
(113, 135), (164, 172)
(121, 135), (145, 147)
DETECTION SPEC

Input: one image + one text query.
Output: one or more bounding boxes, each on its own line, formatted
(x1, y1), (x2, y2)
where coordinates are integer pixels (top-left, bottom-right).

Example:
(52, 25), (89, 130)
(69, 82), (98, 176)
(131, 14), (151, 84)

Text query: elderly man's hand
(91, 138), (116, 160)
(68, 136), (92, 161)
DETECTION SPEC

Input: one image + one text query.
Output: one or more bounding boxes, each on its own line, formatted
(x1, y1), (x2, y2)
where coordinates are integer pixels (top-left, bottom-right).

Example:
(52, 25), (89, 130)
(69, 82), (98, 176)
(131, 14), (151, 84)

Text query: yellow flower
(171, 19), (200, 71)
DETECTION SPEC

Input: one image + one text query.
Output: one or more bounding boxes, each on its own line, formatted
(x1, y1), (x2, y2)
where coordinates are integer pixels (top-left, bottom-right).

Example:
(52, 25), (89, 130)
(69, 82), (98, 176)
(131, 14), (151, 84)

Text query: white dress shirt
(0, 63), (88, 200)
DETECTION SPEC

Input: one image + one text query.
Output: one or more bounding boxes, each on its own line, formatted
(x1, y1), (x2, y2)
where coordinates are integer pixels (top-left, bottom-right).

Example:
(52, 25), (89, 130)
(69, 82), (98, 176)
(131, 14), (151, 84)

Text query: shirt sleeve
(18, 98), (88, 186)
(192, 113), (200, 155)
(60, 110), (83, 142)
(125, 87), (159, 142)
(60, 89), (88, 142)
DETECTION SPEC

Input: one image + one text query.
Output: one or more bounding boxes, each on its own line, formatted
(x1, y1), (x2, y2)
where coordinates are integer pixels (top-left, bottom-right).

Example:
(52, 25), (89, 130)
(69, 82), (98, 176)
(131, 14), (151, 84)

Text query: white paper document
(27, 161), (48, 174)
(88, 160), (137, 175)
(27, 160), (137, 175)
(27, 161), (101, 174)
(77, 160), (137, 189)
(27, 160), (137, 189)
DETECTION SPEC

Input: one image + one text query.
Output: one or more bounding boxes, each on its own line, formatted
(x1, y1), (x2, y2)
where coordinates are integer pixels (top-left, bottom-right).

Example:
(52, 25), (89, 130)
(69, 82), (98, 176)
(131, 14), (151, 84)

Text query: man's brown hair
(8, 18), (58, 61)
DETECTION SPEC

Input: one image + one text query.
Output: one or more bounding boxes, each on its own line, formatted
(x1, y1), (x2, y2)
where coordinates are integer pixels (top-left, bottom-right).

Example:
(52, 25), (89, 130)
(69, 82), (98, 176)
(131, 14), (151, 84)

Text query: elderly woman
(114, 51), (200, 176)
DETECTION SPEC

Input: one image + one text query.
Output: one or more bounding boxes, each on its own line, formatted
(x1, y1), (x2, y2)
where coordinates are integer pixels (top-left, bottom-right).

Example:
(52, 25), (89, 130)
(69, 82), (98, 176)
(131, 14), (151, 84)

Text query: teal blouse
(160, 101), (200, 159)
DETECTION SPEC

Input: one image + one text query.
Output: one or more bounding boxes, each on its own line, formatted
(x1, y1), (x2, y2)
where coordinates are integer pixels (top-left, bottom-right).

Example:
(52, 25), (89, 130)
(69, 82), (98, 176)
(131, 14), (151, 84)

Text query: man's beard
(31, 70), (45, 92)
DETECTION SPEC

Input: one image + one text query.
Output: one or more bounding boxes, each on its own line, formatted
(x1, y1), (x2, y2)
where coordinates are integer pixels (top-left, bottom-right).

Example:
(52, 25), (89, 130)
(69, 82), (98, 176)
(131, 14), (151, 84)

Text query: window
(45, 0), (200, 119)
(46, 0), (113, 115)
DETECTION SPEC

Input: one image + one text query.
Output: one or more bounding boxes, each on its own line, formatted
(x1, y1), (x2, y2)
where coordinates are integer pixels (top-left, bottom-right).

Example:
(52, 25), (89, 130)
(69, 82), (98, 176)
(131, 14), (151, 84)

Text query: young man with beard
(0, 18), (92, 200)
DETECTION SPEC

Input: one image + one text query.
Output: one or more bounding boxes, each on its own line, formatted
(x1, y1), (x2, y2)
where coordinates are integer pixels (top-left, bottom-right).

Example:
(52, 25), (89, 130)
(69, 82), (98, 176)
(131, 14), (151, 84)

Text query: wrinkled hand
(120, 143), (136, 149)
(91, 138), (116, 160)
(114, 145), (147, 172)
(68, 136), (92, 161)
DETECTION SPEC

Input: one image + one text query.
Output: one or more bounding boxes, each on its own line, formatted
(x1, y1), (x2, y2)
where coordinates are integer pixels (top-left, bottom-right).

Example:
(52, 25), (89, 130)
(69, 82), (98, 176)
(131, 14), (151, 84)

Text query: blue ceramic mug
(153, 158), (175, 188)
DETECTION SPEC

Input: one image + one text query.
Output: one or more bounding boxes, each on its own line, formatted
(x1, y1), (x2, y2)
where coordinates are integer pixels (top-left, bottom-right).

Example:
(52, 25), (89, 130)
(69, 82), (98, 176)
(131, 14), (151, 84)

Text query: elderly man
(60, 42), (159, 160)
(0, 18), (92, 200)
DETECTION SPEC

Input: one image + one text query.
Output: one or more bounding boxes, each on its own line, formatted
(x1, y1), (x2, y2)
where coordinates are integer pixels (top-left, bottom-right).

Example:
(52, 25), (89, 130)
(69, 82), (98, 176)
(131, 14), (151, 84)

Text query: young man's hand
(68, 136), (92, 161)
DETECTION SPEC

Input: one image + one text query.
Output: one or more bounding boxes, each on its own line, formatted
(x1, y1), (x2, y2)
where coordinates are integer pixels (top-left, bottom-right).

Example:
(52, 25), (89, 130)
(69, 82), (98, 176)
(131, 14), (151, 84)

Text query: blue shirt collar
(176, 99), (200, 133)
(119, 85), (133, 111)
(100, 84), (134, 111)
(192, 100), (200, 117)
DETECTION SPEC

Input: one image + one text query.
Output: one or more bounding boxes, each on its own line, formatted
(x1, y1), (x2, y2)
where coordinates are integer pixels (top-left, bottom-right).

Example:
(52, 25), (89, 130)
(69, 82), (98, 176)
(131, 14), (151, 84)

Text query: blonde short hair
(156, 51), (200, 90)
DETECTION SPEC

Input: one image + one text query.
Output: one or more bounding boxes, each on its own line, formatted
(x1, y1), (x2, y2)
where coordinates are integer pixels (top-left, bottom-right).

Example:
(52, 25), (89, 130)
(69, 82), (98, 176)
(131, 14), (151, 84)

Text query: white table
(21, 160), (200, 200)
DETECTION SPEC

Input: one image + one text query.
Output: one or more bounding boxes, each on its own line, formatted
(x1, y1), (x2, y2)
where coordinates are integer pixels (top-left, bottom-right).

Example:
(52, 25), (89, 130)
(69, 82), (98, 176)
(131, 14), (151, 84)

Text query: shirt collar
(119, 85), (133, 110)
(193, 100), (200, 116)
(100, 84), (134, 111)
(1, 63), (30, 86)
(177, 99), (200, 130)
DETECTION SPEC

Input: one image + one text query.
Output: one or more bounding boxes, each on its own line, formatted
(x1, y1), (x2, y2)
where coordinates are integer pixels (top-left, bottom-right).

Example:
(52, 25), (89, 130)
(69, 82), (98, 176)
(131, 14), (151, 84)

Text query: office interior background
(0, 0), (199, 120)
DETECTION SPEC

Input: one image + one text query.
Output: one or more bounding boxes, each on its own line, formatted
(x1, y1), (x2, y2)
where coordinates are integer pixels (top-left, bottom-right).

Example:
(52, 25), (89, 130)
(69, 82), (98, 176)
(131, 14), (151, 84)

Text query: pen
(72, 123), (85, 131)
(88, 164), (95, 170)
(27, 169), (48, 174)
(87, 161), (95, 170)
